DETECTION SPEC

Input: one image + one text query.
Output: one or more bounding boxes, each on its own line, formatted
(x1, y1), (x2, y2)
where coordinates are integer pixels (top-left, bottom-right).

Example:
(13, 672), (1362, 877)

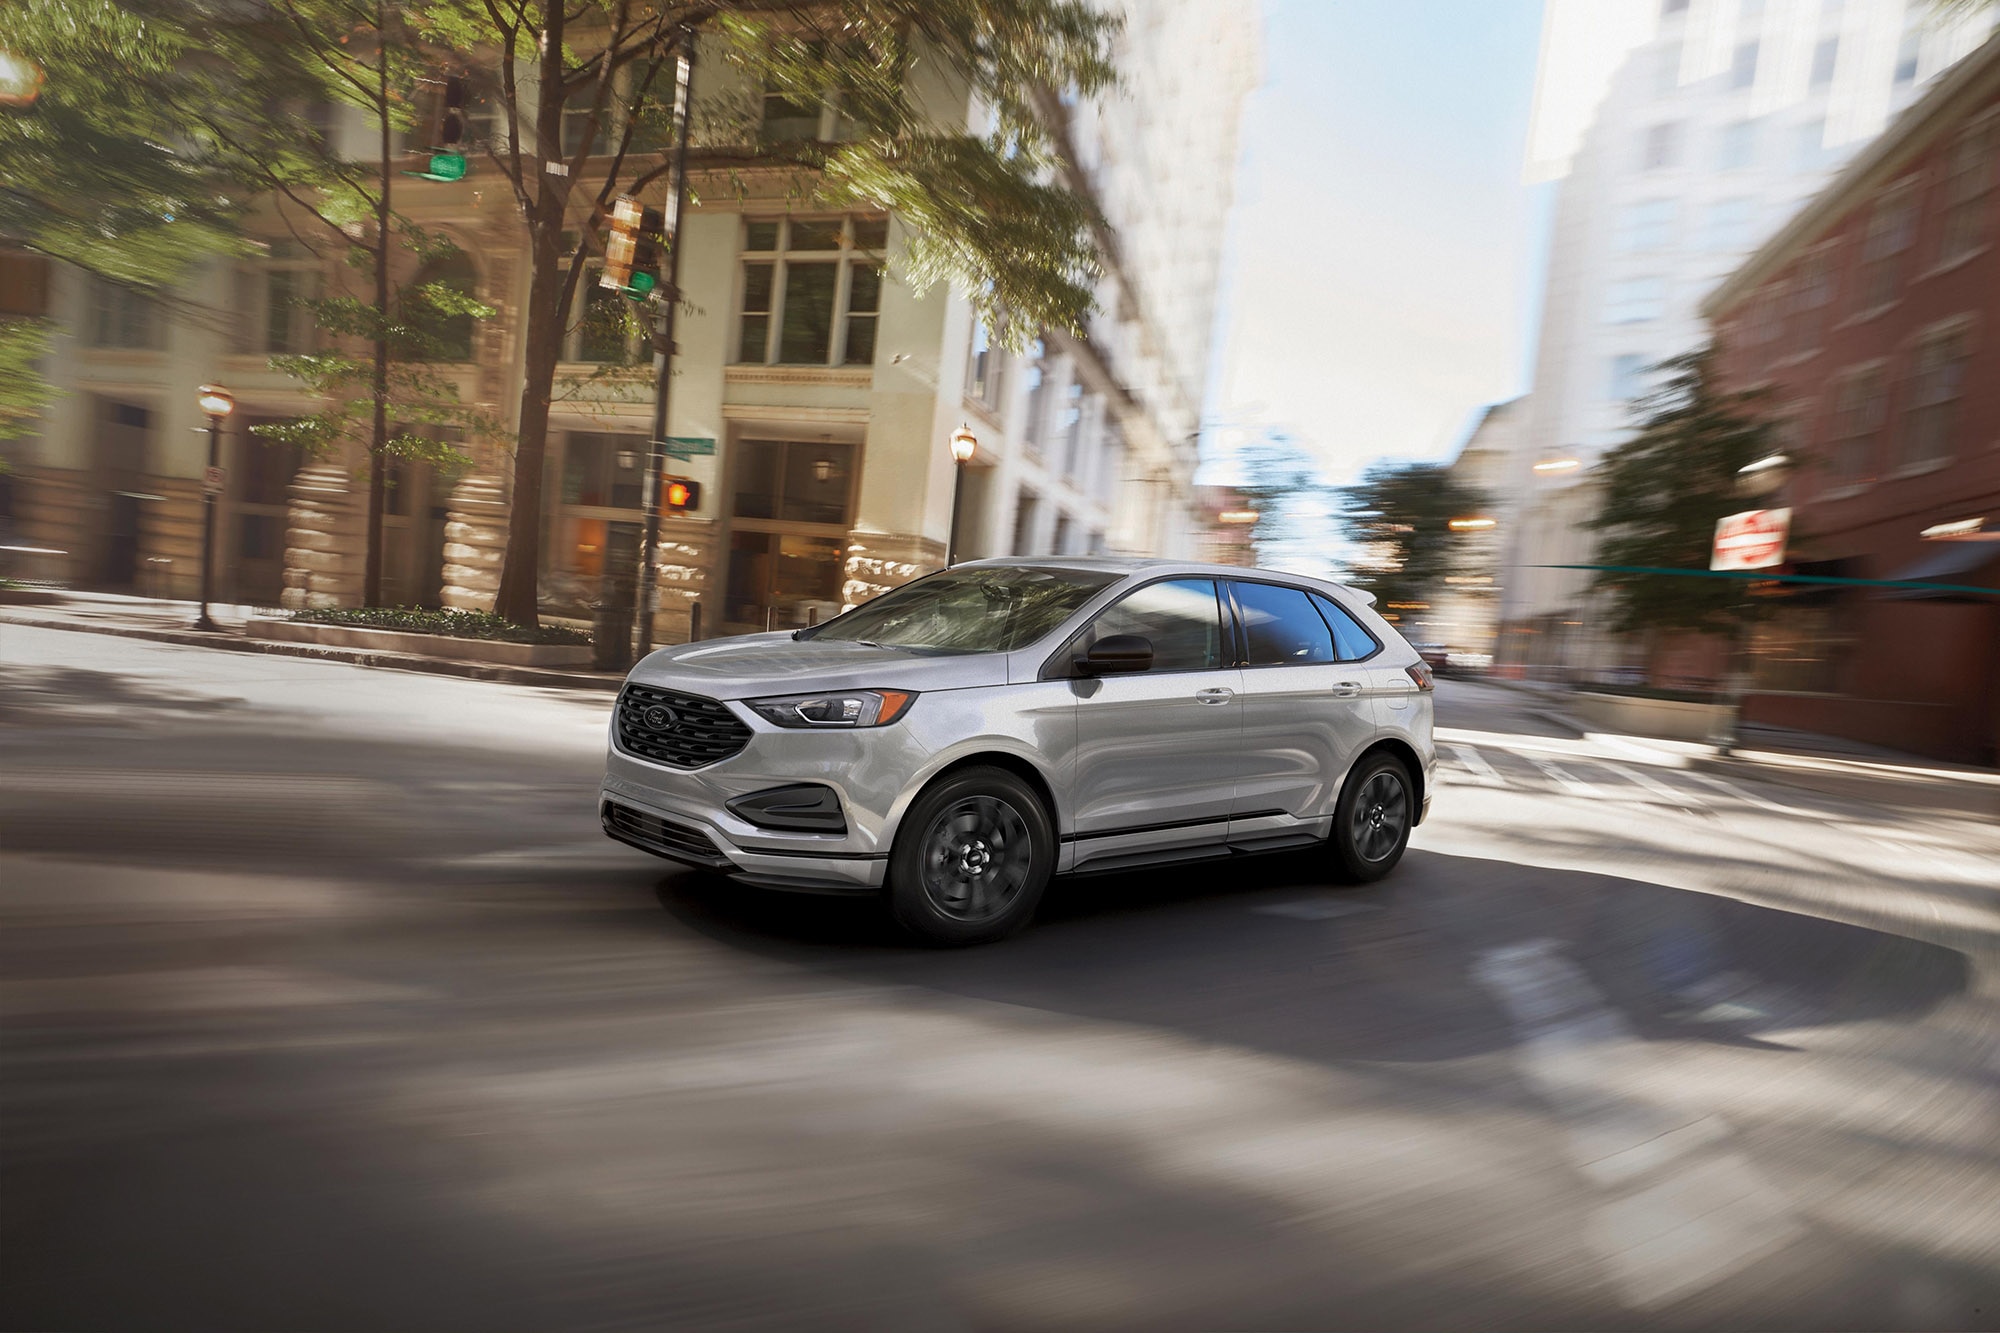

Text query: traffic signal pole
(632, 37), (695, 661)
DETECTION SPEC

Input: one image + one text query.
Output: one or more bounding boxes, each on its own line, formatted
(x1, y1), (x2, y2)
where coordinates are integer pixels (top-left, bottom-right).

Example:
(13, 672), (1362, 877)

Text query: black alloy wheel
(888, 767), (1054, 946)
(1331, 752), (1414, 882)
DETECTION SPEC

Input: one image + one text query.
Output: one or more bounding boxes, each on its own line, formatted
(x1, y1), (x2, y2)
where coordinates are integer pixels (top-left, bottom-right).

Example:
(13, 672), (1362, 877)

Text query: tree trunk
(362, 2), (391, 607)
(490, 214), (567, 627)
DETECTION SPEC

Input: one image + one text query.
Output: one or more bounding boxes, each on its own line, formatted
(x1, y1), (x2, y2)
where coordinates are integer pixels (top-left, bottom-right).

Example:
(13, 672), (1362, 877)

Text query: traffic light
(600, 197), (643, 291)
(626, 208), (665, 299)
(662, 476), (700, 513)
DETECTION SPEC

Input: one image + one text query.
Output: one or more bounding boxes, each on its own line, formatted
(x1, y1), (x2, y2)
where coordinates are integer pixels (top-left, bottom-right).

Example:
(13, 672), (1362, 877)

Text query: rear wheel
(887, 767), (1054, 946)
(1330, 752), (1414, 882)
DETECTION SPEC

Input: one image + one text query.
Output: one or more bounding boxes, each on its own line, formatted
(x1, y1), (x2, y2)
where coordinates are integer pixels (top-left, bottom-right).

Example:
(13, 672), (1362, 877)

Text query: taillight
(1405, 662), (1435, 692)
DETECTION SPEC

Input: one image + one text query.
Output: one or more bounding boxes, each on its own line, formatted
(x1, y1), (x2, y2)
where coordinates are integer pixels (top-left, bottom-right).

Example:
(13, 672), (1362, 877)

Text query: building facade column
(280, 460), (363, 609)
(439, 471), (509, 613)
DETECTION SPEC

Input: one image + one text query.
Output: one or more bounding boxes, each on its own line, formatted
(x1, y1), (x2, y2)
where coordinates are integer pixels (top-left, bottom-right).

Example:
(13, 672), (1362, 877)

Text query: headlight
(745, 689), (917, 729)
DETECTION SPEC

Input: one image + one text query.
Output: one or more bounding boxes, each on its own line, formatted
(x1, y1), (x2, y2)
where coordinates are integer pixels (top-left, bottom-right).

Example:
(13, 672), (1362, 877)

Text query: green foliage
(1339, 462), (1490, 618)
(1226, 432), (1329, 565)
(0, 320), (59, 443)
(1585, 347), (1777, 636)
(290, 605), (592, 644)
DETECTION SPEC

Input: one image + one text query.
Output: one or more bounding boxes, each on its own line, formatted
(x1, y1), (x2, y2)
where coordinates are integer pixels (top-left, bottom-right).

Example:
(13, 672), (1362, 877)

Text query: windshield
(808, 566), (1121, 655)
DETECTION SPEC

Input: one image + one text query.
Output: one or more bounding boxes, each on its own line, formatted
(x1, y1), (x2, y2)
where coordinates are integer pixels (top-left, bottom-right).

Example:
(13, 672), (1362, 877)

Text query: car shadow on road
(656, 847), (1971, 1071)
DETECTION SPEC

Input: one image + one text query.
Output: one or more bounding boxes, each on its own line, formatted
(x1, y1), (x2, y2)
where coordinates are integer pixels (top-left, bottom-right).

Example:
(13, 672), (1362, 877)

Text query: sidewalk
(0, 591), (625, 692)
(1477, 673), (2000, 819)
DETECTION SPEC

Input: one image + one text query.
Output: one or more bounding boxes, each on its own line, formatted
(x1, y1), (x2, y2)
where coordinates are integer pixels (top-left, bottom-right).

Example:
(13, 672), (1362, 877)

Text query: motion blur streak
(4, 627), (1998, 1330)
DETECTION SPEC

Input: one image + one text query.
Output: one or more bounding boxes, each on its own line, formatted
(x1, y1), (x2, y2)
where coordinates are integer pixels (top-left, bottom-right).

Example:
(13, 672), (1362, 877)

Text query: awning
(1880, 541), (2000, 599)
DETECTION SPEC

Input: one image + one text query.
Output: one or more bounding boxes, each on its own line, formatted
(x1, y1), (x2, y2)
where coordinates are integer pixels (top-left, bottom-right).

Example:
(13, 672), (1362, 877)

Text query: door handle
(1331, 681), (1363, 697)
(1194, 687), (1234, 705)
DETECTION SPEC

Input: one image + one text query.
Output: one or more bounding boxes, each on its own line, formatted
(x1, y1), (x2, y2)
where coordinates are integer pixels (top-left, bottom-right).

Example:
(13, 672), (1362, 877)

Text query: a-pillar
(280, 461), (363, 609)
(440, 472), (509, 613)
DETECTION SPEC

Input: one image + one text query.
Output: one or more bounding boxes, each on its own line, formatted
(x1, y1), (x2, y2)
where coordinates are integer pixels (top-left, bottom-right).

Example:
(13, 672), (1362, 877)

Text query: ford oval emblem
(641, 704), (678, 731)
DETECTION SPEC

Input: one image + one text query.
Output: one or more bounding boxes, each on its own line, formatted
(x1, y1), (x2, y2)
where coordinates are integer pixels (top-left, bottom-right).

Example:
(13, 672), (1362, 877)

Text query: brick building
(1704, 35), (2000, 764)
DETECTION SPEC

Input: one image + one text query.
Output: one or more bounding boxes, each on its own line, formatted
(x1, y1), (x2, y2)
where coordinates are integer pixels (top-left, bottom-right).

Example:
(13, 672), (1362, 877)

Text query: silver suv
(602, 558), (1436, 944)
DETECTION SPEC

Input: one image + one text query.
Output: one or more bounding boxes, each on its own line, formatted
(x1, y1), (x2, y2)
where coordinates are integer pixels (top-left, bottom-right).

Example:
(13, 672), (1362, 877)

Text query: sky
(1201, 0), (1555, 490)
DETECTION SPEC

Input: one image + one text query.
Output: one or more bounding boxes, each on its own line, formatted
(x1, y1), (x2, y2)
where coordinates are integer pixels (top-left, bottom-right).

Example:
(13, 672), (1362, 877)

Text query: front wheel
(886, 767), (1054, 946)
(1330, 752), (1414, 883)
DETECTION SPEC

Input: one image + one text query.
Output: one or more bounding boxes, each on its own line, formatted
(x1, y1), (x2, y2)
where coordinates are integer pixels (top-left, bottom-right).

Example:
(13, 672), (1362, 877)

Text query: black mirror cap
(1075, 633), (1153, 675)
(725, 783), (847, 834)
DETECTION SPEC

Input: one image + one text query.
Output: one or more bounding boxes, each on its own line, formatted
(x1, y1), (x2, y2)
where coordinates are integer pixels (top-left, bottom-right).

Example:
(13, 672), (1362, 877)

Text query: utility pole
(632, 36), (695, 660)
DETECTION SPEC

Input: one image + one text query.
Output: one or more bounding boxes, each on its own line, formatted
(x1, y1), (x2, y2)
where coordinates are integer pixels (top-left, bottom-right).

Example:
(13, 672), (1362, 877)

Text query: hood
(627, 631), (1011, 699)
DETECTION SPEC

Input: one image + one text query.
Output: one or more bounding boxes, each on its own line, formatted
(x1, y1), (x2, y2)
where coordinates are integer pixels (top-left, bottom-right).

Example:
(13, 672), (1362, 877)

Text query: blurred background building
(1, 0), (1260, 634)
(1704, 34), (1999, 763)
(1423, 395), (1527, 661)
(1496, 0), (1997, 680)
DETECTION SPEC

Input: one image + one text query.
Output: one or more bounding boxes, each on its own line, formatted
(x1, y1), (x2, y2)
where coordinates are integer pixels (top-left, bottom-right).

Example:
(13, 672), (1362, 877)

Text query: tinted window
(1312, 593), (1381, 662)
(1233, 581), (1335, 666)
(811, 565), (1117, 655)
(1077, 578), (1223, 672)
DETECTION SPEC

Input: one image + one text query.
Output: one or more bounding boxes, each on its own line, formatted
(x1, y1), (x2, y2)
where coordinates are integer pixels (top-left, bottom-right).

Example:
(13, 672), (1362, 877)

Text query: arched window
(405, 251), (479, 363)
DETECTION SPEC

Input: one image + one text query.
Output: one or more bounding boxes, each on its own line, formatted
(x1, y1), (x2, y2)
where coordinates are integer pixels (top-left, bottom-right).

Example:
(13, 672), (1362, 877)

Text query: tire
(1330, 751), (1415, 883)
(886, 766), (1055, 946)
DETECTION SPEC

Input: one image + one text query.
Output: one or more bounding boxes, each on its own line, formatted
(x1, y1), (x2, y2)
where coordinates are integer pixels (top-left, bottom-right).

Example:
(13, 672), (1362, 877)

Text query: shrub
(290, 606), (591, 645)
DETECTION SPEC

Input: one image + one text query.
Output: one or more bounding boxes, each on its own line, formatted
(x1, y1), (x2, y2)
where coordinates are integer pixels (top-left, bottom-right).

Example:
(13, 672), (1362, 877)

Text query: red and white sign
(202, 466), (227, 495)
(1712, 507), (1790, 571)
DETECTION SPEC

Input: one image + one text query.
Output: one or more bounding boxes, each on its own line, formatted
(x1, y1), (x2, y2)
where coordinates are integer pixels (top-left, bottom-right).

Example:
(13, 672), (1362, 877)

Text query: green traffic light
(409, 152), (468, 182)
(624, 271), (657, 299)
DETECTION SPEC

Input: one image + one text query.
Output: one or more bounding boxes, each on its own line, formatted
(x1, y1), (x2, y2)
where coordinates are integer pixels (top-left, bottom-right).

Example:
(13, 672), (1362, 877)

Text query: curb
(1686, 751), (2000, 819)
(0, 612), (625, 693)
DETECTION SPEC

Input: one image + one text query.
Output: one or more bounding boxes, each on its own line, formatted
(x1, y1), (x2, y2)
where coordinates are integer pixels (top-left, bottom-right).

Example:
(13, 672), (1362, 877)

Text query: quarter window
(735, 216), (887, 366)
(1233, 582), (1335, 666)
(1078, 578), (1224, 672)
(1311, 594), (1382, 662)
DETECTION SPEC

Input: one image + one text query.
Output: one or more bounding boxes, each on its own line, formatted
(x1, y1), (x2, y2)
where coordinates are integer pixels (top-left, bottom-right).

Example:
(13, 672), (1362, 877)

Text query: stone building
(3, 2), (1259, 638)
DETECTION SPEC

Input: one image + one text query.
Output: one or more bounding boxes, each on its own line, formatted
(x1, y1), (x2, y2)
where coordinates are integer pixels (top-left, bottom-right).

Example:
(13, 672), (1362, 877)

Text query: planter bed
(247, 616), (596, 668)
(1572, 690), (1730, 742)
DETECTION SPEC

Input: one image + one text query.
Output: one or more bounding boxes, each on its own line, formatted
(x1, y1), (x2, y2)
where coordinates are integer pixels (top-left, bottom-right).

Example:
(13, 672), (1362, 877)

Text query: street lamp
(946, 422), (977, 566)
(1447, 516), (1497, 531)
(194, 384), (234, 631)
(1531, 457), (1581, 473)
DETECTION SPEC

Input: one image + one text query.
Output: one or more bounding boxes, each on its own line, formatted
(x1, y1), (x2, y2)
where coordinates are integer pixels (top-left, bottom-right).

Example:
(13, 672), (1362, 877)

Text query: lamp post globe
(946, 423), (977, 565)
(193, 384), (235, 631)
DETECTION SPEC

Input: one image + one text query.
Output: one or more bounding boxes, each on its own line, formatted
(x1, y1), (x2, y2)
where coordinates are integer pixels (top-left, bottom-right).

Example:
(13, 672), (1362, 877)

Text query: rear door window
(1231, 581), (1336, 666)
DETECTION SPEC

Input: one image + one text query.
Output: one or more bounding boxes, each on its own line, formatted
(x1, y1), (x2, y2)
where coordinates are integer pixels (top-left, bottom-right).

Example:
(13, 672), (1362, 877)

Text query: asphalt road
(4, 626), (1998, 1331)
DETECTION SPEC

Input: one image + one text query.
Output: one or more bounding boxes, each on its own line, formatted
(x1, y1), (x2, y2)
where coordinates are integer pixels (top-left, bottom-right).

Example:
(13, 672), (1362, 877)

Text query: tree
(1227, 430), (1332, 570)
(1584, 346), (1776, 636)
(1338, 461), (1489, 621)
(414, 0), (1120, 626)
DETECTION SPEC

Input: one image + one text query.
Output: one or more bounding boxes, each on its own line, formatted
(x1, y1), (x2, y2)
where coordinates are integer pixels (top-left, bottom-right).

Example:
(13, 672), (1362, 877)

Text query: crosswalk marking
(1526, 755), (1599, 800)
(1597, 759), (1699, 810)
(1447, 743), (1506, 788)
(1678, 770), (1799, 816)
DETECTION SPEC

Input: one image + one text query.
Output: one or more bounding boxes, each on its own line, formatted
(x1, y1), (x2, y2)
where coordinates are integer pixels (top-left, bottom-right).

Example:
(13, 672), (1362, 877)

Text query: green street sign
(405, 151), (468, 182)
(656, 436), (715, 459)
(624, 270), (657, 298)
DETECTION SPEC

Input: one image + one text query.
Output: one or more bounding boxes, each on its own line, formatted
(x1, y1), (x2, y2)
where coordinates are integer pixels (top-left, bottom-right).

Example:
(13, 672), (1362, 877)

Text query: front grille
(614, 683), (753, 769)
(602, 801), (733, 870)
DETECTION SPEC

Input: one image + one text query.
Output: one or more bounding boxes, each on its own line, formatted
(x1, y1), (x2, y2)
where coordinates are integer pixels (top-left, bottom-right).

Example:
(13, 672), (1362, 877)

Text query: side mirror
(1075, 633), (1153, 675)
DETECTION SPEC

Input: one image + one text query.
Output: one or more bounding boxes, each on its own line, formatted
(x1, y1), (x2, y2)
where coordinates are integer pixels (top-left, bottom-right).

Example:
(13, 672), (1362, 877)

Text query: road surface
(4, 626), (1997, 1330)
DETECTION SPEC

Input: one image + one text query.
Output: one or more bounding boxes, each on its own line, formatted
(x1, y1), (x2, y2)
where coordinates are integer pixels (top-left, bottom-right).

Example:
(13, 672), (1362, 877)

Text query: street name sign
(1712, 507), (1790, 571)
(656, 436), (716, 459)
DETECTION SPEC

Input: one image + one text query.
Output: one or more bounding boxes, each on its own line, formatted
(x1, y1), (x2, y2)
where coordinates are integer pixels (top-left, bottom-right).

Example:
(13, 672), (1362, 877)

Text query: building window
(1616, 199), (1676, 252)
(1019, 340), (1049, 450)
(1716, 119), (1757, 171)
(1605, 276), (1667, 324)
(1939, 110), (1998, 266)
(406, 252), (478, 362)
(1011, 489), (1039, 555)
(731, 439), (855, 523)
(1828, 367), (1887, 484)
(234, 241), (319, 356)
(1704, 196), (1757, 251)
(965, 313), (1002, 409)
(1050, 513), (1072, 556)
(1661, 0), (1689, 15)
(1655, 44), (1683, 97)
(1894, 29), (1921, 86)
(735, 216), (887, 367)
(85, 277), (162, 350)
(1793, 119), (1829, 172)
(562, 433), (646, 510)
(1608, 353), (1649, 404)
(1641, 122), (1683, 170)
(1898, 324), (1971, 468)
(1746, 282), (1786, 350)
(1810, 37), (1839, 89)
(565, 267), (639, 364)
(1858, 180), (1918, 312)
(1730, 41), (1760, 90)
(1788, 246), (1837, 349)
(1056, 376), (1085, 474)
